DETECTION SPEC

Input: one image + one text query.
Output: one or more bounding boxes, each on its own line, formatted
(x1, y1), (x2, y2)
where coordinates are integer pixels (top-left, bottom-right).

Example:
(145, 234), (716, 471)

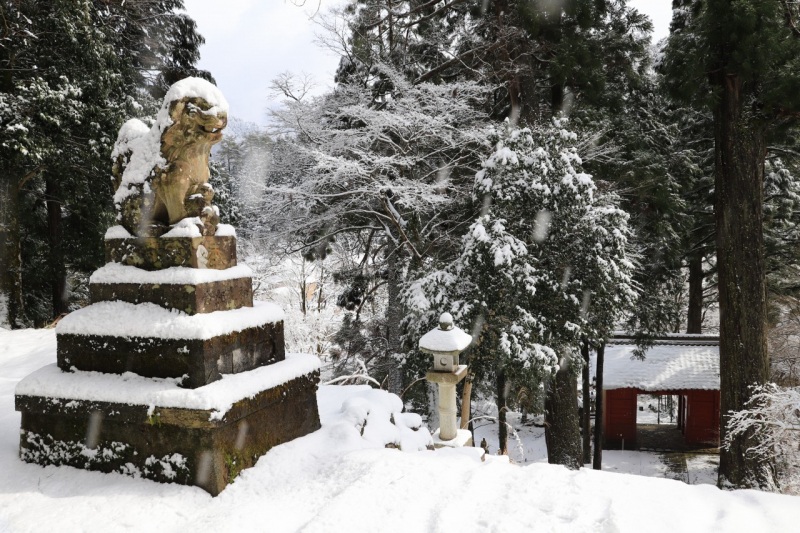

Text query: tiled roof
(597, 340), (720, 391)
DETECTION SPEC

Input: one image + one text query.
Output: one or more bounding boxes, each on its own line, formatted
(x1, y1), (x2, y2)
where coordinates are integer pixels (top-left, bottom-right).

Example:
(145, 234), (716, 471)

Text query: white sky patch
(183, 1), (671, 127)
(629, 0), (671, 42)
(183, 0), (345, 125)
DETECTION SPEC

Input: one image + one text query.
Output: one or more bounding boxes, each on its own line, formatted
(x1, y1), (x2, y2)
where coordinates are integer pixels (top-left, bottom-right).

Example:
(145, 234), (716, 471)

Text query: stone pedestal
(105, 232), (237, 270)
(56, 302), (285, 389)
(17, 358), (319, 496)
(431, 429), (474, 449)
(15, 232), (321, 495)
(426, 365), (468, 441)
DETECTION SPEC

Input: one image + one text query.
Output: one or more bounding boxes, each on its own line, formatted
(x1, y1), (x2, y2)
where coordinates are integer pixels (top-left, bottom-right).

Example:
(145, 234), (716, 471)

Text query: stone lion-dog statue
(112, 77), (229, 237)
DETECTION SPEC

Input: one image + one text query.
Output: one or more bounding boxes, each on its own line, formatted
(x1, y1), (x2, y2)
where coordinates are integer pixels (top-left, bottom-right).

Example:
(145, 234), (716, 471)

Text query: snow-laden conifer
(404, 120), (636, 455)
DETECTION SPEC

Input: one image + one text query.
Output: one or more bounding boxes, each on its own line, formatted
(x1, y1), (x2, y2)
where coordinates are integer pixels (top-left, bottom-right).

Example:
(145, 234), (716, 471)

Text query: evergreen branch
(284, 226), (382, 254)
(363, 0), (467, 30)
(381, 195), (422, 260)
(414, 40), (504, 85)
(782, 0), (800, 38)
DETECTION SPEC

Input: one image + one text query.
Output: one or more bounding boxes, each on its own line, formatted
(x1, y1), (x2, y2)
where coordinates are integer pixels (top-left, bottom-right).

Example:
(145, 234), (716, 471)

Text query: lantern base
(431, 428), (473, 449)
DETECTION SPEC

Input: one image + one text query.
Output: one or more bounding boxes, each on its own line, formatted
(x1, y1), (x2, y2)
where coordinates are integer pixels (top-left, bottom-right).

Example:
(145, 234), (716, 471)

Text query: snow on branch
(724, 383), (800, 494)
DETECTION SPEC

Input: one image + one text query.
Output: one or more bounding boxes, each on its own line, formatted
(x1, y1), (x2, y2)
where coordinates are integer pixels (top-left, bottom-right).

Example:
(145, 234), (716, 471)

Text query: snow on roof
(104, 225), (133, 239)
(610, 332), (719, 345)
(15, 353), (319, 421)
(600, 341), (720, 391)
(55, 300), (283, 340)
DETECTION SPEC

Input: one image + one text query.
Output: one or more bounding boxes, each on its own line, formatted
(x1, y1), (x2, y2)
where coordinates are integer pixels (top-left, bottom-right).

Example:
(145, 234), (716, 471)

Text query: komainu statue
(112, 77), (228, 237)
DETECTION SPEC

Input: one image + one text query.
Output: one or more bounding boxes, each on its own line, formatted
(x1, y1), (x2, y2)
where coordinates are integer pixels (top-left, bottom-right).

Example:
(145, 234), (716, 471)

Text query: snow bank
(55, 300), (283, 340)
(90, 263), (252, 285)
(15, 354), (319, 421)
(334, 386), (432, 452)
(0, 329), (797, 533)
(104, 225), (132, 240)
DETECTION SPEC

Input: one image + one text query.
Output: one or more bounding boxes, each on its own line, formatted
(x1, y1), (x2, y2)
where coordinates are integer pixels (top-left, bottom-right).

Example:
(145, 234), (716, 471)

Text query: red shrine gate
(598, 335), (721, 450)
(603, 388), (720, 449)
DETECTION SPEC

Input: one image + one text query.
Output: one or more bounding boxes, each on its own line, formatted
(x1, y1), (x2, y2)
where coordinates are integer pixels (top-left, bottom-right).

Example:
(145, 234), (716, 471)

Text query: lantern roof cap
(419, 314), (472, 354)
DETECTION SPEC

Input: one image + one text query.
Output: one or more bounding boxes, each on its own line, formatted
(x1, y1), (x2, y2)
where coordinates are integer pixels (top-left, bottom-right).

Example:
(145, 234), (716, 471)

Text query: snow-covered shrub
(724, 384), (800, 494)
(338, 388), (433, 451)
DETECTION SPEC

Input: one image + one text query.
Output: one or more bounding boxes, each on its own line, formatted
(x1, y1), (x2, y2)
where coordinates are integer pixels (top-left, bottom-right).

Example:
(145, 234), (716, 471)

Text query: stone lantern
(420, 313), (472, 446)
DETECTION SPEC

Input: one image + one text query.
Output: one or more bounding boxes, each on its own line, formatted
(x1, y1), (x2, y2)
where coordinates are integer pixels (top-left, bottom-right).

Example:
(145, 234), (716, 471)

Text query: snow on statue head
(111, 77), (229, 237)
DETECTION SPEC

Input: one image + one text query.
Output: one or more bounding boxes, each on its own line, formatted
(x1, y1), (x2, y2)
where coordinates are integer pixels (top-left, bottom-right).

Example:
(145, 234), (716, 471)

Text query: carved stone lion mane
(112, 78), (228, 237)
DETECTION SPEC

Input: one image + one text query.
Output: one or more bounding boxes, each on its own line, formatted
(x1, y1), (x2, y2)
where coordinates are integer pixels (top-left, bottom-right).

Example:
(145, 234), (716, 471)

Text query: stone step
(55, 301), (285, 388)
(15, 356), (321, 496)
(89, 263), (254, 314)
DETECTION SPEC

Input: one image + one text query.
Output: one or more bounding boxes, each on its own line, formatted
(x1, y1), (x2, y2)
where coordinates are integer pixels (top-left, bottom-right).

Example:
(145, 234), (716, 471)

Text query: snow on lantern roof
(419, 313), (472, 354)
(598, 339), (720, 392)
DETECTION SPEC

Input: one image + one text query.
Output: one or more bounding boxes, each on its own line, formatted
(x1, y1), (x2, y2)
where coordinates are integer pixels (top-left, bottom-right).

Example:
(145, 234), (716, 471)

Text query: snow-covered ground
(1, 328), (797, 532)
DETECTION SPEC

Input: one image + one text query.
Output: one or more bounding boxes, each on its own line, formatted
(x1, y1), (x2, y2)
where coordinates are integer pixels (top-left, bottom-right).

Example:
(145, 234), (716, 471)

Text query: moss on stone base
(16, 371), (321, 496)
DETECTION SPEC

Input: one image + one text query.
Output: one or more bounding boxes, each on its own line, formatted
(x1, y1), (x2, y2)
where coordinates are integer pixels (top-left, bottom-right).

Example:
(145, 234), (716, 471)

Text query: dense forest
(2, 0), (800, 492)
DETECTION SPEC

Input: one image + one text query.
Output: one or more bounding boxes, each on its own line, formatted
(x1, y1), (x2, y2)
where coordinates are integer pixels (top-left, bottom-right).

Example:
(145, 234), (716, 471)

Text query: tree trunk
(496, 368), (508, 455)
(687, 253), (704, 333)
(385, 255), (404, 395)
(581, 339), (591, 464)
(545, 357), (582, 469)
(45, 176), (68, 319)
(593, 343), (605, 470)
(460, 372), (473, 430)
(0, 178), (25, 328)
(713, 73), (775, 489)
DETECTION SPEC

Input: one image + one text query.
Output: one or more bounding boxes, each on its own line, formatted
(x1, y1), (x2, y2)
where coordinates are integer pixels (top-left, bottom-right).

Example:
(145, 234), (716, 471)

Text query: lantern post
(419, 313), (473, 447)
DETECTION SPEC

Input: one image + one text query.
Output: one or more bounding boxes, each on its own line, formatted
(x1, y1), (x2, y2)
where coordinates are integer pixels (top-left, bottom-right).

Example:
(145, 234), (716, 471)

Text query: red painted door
(604, 389), (637, 449)
(685, 390), (720, 445)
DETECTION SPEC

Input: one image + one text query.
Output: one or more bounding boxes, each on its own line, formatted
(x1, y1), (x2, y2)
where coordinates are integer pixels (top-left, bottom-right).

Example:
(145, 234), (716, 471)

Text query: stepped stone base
(57, 321), (285, 389)
(16, 370), (320, 496)
(89, 276), (253, 314)
(106, 235), (236, 270)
